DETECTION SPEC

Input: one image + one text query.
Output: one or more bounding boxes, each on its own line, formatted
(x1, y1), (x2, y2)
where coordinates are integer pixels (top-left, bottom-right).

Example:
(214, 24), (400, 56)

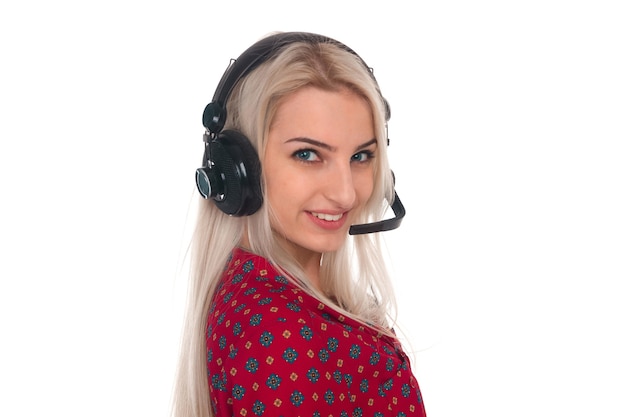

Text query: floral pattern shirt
(206, 248), (427, 417)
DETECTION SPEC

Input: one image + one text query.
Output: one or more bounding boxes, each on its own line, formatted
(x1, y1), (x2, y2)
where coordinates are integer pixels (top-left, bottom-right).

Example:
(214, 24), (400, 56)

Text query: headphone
(195, 32), (405, 234)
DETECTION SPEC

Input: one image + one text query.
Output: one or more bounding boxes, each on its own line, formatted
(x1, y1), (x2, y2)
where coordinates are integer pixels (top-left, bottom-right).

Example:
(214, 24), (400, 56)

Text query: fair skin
(261, 86), (377, 291)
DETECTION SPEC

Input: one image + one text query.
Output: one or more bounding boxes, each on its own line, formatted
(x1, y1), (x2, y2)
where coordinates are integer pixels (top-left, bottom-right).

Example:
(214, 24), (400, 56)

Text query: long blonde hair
(172, 35), (397, 417)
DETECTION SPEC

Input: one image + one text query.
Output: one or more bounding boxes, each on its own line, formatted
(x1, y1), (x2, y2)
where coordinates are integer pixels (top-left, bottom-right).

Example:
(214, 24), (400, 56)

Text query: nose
(324, 162), (357, 209)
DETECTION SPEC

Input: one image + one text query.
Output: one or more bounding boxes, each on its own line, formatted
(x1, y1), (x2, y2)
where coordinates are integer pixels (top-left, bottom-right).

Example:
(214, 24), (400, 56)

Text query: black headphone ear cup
(210, 130), (263, 216)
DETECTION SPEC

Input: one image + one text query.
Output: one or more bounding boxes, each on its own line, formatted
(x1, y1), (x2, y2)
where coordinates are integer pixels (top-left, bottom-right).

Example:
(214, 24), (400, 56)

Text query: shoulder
(207, 249), (307, 339)
(217, 248), (285, 291)
(211, 247), (300, 307)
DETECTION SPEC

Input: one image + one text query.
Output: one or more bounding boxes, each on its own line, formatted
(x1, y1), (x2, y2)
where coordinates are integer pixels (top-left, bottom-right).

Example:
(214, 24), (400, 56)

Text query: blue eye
(294, 149), (318, 162)
(351, 150), (374, 163)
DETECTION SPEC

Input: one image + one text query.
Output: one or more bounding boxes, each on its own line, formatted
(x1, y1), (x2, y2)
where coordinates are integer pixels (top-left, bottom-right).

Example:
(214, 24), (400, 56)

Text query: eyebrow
(284, 137), (378, 152)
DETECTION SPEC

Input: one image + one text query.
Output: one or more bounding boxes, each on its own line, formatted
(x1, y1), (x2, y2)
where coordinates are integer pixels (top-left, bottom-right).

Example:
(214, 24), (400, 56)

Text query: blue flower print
(382, 378), (394, 392)
(258, 297), (272, 305)
(349, 344), (361, 359)
(218, 335), (227, 350)
(369, 352), (380, 365)
(324, 389), (335, 405)
(401, 383), (411, 398)
(286, 302), (301, 312)
(245, 358), (259, 373)
(228, 347), (238, 359)
(252, 399), (265, 416)
(223, 292), (233, 304)
(327, 337), (339, 352)
(300, 325), (314, 341)
(386, 357), (394, 371)
(360, 379), (369, 393)
(269, 285), (286, 293)
(259, 331), (274, 347)
(233, 322), (242, 336)
(332, 370), (342, 384)
(232, 384), (246, 400)
(211, 373), (227, 392)
(249, 313), (262, 326)
(275, 275), (288, 285)
(306, 367), (320, 383)
(318, 349), (330, 363)
(290, 390), (304, 407)
(378, 379), (394, 397)
(242, 260), (254, 273)
(343, 374), (353, 388)
(266, 373), (282, 390)
(283, 347), (298, 363)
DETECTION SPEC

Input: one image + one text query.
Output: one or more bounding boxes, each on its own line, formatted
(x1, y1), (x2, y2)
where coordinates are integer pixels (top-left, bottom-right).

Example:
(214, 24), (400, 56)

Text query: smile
(311, 212), (344, 222)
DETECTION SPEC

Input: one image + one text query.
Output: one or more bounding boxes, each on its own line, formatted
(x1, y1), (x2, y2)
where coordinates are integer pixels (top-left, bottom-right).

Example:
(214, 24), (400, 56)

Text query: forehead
(269, 87), (375, 140)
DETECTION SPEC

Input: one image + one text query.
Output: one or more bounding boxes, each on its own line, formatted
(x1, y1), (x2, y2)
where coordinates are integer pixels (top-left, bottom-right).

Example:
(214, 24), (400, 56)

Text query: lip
(306, 211), (349, 231)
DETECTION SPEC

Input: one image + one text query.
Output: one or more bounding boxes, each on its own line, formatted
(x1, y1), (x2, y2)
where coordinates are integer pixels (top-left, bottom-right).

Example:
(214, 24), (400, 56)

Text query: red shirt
(206, 248), (427, 417)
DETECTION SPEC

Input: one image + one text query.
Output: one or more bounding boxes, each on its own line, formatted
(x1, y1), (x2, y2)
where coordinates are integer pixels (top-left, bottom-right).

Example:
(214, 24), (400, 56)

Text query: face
(263, 86), (377, 263)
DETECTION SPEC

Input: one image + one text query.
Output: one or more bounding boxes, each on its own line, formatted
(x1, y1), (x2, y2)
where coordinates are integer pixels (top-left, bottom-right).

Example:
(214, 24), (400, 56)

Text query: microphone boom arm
(349, 191), (406, 235)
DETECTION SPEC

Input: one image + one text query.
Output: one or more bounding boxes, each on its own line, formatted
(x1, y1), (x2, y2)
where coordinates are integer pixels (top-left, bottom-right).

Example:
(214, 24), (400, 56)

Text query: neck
(297, 252), (322, 291)
(240, 231), (323, 292)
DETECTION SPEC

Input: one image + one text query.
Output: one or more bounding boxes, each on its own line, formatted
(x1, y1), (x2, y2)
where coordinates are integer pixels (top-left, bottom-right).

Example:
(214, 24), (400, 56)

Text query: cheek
(265, 163), (292, 192)
(264, 175), (281, 209)
(263, 165), (301, 211)
(355, 169), (376, 202)
(261, 154), (281, 199)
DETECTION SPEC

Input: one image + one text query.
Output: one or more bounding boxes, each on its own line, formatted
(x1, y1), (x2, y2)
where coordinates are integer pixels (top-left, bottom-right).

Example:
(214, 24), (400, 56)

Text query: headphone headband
(202, 32), (383, 135)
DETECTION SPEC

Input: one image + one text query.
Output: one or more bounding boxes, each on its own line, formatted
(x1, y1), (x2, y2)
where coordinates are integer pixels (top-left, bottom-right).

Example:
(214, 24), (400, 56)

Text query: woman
(173, 32), (426, 417)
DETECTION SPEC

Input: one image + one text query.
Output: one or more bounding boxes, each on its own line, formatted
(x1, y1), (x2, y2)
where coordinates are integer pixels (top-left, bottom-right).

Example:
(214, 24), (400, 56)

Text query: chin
(279, 233), (344, 257)
(308, 234), (348, 254)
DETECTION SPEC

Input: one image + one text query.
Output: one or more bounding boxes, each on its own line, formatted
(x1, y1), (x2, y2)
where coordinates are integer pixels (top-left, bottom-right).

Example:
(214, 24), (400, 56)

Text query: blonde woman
(173, 32), (426, 417)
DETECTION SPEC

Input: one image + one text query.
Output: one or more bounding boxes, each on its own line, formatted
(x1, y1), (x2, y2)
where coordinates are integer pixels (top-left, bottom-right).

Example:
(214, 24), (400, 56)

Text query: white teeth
(312, 212), (343, 221)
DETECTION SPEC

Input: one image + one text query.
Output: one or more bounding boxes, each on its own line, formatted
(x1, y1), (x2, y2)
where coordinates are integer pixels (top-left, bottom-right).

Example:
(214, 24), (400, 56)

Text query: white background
(1, 1), (624, 416)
